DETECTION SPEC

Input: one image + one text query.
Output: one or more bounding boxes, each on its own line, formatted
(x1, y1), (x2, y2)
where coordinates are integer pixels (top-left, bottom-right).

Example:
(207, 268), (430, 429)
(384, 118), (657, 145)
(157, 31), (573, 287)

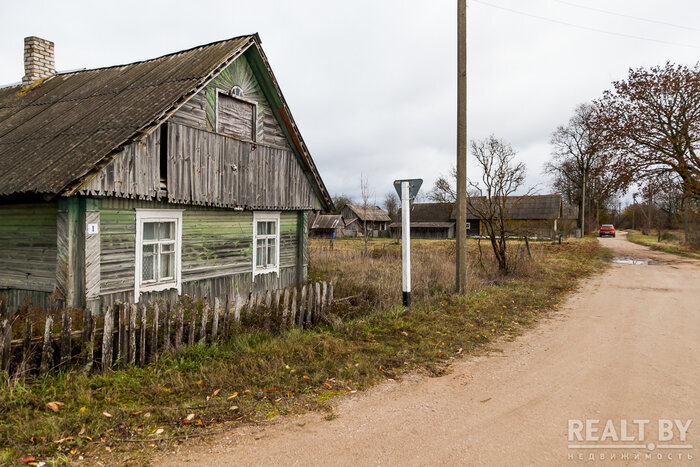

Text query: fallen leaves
(212, 388), (221, 397)
(18, 454), (35, 464)
(154, 428), (164, 436)
(227, 392), (239, 400)
(45, 401), (64, 412)
(102, 412), (112, 418)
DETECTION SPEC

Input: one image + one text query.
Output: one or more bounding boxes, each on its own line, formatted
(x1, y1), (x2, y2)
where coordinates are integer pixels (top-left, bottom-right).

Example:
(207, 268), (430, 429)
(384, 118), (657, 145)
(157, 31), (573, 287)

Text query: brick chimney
(22, 36), (55, 88)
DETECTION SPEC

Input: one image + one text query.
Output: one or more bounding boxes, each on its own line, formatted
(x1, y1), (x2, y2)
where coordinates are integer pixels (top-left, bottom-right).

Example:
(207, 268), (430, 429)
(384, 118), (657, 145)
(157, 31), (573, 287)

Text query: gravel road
(157, 233), (700, 466)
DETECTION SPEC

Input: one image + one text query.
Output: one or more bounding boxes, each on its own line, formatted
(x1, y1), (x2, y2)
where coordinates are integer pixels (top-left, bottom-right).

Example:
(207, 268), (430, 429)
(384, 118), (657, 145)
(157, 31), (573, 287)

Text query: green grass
(0, 238), (610, 465)
(626, 231), (700, 259)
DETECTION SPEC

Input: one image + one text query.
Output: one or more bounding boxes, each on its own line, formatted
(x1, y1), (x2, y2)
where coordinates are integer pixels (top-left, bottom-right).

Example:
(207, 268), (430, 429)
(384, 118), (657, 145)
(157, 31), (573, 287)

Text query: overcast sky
(1, 0), (699, 206)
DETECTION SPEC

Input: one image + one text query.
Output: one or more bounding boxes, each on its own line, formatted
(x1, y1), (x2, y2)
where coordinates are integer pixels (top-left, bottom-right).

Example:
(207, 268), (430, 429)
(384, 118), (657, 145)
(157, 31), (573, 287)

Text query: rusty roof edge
(247, 41), (334, 212)
(60, 37), (256, 198)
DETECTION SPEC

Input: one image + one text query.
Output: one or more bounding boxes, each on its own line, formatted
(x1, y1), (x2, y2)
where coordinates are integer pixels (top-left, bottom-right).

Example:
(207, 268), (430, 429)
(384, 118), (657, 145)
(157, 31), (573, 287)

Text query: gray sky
(2, 0), (699, 205)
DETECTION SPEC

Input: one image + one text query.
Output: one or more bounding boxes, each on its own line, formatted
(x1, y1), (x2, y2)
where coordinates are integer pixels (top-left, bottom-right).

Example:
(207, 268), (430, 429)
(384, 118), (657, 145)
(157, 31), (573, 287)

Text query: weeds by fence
(0, 281), (333, 380)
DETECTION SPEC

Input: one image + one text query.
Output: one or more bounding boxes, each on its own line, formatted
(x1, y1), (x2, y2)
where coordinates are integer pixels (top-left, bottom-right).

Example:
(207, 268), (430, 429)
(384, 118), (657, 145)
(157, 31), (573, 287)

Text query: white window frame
(252, 211), (280, 276)
(134, 209), (183, 302)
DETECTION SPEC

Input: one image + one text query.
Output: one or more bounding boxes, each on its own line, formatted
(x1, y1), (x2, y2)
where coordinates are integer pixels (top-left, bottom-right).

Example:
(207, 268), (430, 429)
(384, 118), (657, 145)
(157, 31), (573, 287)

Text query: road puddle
(612, 257), (669, 266)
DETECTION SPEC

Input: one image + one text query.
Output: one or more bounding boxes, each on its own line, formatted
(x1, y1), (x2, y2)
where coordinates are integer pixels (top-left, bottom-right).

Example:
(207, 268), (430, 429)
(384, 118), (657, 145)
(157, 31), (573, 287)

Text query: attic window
(231, 86), (243, 97)
(216, 89), (256, 141)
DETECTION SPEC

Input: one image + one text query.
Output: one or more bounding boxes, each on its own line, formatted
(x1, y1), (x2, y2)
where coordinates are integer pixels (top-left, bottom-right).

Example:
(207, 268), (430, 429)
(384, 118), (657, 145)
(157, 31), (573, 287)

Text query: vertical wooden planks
(151, 302), (159, 360)
(101, 307), (113, 374)
(83, 313), (95, 373)
(211, 298), (220, 341)
(282, 288), (290, 327)
(321, 282), (328, 322)
(306, 284), (314, 325)
(188, 307), (196, 347)
(328, 282), (334, 307)
(117, 304), (126, 366)
(40, 314), (54, 373)
(129, 304), (137, 365)
(221, 295), (230, 338)
(274, 290), (281, 325)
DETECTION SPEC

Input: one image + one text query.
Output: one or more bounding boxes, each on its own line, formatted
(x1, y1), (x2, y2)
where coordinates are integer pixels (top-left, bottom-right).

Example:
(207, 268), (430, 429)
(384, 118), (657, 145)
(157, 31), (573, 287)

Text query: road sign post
(394, 179), (422, 307)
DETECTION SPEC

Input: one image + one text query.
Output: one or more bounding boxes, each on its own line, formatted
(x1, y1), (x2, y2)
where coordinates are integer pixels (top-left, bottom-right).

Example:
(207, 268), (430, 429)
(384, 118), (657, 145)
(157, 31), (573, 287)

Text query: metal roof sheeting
(344, 204), (391, 222)
(310, 214), (343, 230)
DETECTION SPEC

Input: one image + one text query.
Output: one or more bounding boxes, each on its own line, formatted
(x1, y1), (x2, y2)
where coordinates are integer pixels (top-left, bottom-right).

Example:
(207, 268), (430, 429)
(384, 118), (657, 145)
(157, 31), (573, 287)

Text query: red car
(599, 224), (616, 237)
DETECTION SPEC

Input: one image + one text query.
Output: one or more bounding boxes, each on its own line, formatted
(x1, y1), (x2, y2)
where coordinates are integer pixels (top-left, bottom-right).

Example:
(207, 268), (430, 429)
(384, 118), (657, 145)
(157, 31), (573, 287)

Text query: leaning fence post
(321, 281), (328, 321)
(175, 303), (184, 351)
(291, 288), (298, 328)
(117, 304), (125, 367)
(163, 302), (171, 354)
(22, 318), (33, 375)
(40, 314), (54, 374)
(83, 313), (95, 373)
(129, 304), (137, 365)
(199, 300), (209, 343)
(151, 302), (159, 360)
(101, 307), (113, 374)
(314, 282), (322, 323)
(282, 288), (290, 328)
(60, 310), (72, 367)
(299, 286), (307, 328)
(139, 305), (147, 366)
(211, 298), (220, 341)
(234, 293), (242, 324)
(306, 284), (314, 325)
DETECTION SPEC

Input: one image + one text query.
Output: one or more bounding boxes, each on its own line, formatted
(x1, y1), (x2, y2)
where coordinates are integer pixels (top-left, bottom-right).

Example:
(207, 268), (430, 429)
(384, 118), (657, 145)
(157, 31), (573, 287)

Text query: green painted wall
(99, 197), (301, 305)
(0, 203), (58, 293)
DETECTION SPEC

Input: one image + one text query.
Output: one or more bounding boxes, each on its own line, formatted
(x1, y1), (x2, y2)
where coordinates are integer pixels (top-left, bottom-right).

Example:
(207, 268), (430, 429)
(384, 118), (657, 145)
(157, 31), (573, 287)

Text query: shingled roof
(344, 205), (391, 222)
(450, 194), (562, 220)
(0, 35), (333, 210)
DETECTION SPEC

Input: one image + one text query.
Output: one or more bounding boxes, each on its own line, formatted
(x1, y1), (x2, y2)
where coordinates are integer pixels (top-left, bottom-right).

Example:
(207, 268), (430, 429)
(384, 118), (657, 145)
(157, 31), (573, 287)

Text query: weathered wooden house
(0, 35), (332, 312)
(390, 203), (457, 239)
(341, 205), (391, 237)
(308, 213), (345, 238)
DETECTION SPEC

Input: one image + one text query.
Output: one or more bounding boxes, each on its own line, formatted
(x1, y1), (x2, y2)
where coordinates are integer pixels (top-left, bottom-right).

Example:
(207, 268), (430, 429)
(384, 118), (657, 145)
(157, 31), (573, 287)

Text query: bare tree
(360, 174), (373, 254)
(384, 192), (400, 222)
(428, 165), (481, 203)
(546, 103), (625, 232)
(331, 194), (353, 214)
(468, 135), (531, 274)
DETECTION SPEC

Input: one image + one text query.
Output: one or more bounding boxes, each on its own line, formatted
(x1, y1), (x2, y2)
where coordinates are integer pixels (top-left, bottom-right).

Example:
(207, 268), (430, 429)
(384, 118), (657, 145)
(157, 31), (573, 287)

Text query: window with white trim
(253, 212), (280, 275)
(135, 210), (182, 301)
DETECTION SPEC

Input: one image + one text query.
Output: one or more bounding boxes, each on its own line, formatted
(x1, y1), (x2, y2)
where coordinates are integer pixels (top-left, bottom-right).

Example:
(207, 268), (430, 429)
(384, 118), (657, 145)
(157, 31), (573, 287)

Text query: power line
(470, 0), (700, 50)
(554, 0), (700, 33)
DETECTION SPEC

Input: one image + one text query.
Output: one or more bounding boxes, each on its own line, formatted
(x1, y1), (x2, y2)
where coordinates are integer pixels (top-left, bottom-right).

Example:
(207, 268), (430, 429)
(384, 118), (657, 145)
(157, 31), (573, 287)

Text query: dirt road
(158, 233), (700, 465)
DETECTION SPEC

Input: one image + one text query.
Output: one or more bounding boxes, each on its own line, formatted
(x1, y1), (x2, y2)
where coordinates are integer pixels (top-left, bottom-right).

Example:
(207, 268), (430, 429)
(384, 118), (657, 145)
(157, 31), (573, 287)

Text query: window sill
(253, 268), (279, 277)
(139, 282), (179, 293)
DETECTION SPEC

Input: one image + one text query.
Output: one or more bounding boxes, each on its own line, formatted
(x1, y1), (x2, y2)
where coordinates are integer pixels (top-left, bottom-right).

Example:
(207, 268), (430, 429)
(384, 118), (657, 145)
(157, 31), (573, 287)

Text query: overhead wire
(470, 0), (700, 50)
(553, 0), (700, 33)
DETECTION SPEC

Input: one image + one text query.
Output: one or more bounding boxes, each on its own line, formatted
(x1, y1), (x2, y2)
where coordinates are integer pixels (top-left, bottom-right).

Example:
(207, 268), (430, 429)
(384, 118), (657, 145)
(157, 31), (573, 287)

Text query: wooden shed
(309, 214), (345, 238)
(341, 205), (391, 237)
(390, 203), (457, 239)
(0, 35), (332, 312)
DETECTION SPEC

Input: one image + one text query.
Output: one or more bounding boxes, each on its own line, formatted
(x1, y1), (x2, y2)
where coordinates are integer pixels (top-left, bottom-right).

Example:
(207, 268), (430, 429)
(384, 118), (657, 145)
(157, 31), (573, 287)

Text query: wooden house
(341, 205), (391, 237)
(0, 35), (332, 312)
(309, 213), (345, 238)
(390, 203), (457, 239)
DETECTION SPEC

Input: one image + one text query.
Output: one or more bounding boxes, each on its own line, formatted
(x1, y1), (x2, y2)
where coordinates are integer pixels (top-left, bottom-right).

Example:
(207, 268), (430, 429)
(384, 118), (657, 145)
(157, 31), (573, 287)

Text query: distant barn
(341, 205), (391, 237)
(309, 214), (345, 238)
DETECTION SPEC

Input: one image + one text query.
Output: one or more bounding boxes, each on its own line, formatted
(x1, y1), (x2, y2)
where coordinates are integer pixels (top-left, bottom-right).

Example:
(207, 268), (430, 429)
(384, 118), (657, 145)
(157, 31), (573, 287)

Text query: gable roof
(450, 194), (562, 220)
(310, 214), (343, 230)
(0, 35), (333, 210)
(398, 202), (454, 223)
(344, 204), (391, 222)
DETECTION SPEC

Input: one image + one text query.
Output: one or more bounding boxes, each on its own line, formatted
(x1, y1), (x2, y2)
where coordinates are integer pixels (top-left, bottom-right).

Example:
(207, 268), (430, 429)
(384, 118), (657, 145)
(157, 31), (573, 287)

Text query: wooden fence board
(199, 302), (209, 343)
(175, 305), (184, 350)
(129, 304), (137, 365)
(40, 315), (54, 373)
(139, 305), (147, 366)
(211, 298), (220, 340)
(101, 308), (113, 374)
(60, 310), (72, 367)
(151, 302), (159, 360)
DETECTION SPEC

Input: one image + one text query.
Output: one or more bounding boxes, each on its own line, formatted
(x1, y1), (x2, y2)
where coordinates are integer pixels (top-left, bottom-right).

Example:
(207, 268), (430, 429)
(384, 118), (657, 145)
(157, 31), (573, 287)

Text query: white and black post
(401, 181), (411, 307)
(394, 178), (422, 308)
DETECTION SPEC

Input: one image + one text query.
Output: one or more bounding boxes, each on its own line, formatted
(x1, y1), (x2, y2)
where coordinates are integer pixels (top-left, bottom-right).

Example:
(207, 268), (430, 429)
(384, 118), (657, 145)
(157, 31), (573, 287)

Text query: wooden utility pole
(456, 0), (468, 293)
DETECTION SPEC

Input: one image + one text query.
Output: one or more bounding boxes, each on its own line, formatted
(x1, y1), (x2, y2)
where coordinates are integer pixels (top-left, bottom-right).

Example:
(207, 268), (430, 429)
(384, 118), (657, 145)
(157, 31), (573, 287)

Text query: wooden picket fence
(0, 281), (334, 378)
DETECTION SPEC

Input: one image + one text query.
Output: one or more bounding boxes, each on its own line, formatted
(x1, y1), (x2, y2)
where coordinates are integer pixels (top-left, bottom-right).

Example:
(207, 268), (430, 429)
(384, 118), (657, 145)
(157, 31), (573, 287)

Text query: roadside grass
(625, 230), (700, 259)
(0, 237), (609, 464)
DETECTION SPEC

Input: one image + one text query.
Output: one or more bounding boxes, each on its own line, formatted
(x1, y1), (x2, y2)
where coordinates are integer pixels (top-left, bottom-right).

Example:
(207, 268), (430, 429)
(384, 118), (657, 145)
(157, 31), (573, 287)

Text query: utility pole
(456, 0), (468, 293)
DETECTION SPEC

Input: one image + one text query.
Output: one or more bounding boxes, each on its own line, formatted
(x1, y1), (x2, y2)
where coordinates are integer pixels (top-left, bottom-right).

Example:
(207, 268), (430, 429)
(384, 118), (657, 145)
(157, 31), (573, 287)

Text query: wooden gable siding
(170, 55), (290, 149)
(0, 203), (57, 293)
(80, 128), (161, 199)
(217, 94), (255, 140)
(99, 197), (299, 297)
(167, 123), (320, 210)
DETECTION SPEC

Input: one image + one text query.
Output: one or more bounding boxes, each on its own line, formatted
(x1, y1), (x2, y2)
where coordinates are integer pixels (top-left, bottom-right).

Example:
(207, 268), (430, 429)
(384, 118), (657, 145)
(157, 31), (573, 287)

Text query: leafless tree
(360, 174), (373, 254)
(428, 165), (481, 203)
(468, 135), (532, 274)
(331, 194), (353, 214)
(383, 192), (399, 222)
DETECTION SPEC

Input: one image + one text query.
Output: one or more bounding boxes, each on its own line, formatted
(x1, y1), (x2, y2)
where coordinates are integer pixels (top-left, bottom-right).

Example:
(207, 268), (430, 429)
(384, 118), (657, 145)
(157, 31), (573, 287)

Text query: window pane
(267, 238), (276, 267)
(161, 243), (174, 253)
(257, 221), (265, 236)
(143, 222), (157, 241)
(159, 222), (174, 240)
(267, 221), (276, 235)
(160, 252), (174, 280)
(256, 239), (266, 267)
(142, 245), (155, 281)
